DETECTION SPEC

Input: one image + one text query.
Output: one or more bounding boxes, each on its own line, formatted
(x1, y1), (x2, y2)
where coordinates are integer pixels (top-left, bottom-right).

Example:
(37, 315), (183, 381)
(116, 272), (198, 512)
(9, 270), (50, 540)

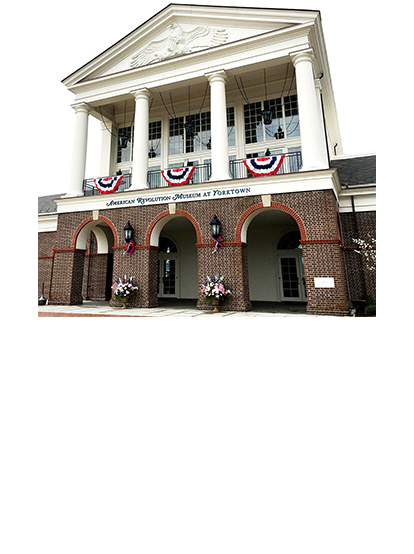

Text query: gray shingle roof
(330, 155), (376, 186)
(38, 194), (64, 214)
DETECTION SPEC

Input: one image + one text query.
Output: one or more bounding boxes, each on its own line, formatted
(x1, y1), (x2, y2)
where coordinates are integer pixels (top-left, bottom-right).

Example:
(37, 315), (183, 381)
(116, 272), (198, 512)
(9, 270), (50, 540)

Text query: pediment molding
(62, 4), (319, 88)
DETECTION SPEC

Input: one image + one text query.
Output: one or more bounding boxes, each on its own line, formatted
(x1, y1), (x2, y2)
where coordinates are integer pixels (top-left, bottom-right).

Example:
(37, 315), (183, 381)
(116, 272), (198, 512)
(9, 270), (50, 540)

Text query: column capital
(130, 88), (152, 102)
(205, 70), (227, 85)
(290, 49), (315, 68)
(71, 102), (90, 115)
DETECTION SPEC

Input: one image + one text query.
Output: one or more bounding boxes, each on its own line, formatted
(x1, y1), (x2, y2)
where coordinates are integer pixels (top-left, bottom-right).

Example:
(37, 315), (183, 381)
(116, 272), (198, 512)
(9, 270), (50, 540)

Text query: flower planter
(120, 297), (129, 309)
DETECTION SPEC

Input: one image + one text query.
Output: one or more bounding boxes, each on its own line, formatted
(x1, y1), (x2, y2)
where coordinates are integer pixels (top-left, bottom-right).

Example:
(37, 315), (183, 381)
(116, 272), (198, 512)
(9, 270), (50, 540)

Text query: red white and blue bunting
(161, 166), (196, 186)
(243, 155), (285, 177)
(212, 235), (223, 253)
(125, 238), (135, 256)
(94, 175), (123, 194)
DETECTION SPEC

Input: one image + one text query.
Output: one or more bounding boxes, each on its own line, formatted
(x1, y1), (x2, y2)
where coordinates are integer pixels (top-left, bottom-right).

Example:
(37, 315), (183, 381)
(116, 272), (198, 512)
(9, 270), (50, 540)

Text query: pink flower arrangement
(201, 275), (231, 300)
(111, 276), (138, 299)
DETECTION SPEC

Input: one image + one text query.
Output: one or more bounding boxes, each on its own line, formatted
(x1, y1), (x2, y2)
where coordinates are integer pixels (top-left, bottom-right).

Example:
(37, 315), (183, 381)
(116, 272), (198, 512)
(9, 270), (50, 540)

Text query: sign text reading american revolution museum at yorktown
(105, 186), (252, 208)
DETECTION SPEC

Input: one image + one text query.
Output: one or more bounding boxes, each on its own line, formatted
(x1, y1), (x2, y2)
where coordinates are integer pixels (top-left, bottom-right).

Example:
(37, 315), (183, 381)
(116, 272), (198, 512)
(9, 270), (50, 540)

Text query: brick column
(301, 240), (349, 315)
(110, 246), (158, 308)
(196, 243), (251, 312)
(49, 250), (85, 305)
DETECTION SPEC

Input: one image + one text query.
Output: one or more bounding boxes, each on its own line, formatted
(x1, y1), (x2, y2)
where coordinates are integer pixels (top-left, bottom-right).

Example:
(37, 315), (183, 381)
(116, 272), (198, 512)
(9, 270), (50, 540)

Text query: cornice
(62, 5), (319, 87)
(67, 23), (313, 101)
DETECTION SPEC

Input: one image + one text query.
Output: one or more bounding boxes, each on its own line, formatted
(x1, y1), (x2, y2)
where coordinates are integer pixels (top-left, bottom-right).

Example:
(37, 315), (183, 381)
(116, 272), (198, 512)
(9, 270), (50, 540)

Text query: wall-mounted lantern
(210, 215), (221, 239)
(124, 220), (134, 242)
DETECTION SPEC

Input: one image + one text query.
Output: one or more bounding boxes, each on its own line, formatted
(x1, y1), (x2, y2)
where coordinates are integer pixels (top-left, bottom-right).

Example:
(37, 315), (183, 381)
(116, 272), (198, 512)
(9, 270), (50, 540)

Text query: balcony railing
(83, 151), (302, 196)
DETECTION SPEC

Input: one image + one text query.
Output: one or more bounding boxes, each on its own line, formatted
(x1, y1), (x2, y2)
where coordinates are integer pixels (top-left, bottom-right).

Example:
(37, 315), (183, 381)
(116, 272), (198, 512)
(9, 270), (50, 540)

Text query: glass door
(277, 254), (306, 301)
(158, 254), (179, 297)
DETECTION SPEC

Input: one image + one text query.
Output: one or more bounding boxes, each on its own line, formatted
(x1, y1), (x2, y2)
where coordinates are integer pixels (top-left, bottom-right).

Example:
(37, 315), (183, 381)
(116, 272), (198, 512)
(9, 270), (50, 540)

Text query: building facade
(38, 4), (376, 315)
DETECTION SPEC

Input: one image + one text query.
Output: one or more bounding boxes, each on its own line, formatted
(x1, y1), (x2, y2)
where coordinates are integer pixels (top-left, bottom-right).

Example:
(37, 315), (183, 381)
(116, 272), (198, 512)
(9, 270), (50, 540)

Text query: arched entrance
(153, 215), (198, 300)
(245, 208), (307, 304)
(74, 218), (115, 301)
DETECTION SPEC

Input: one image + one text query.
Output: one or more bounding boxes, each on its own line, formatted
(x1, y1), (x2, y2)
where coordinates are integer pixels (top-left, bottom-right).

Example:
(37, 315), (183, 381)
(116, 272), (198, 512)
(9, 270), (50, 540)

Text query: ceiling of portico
(91, 60), (296, 124)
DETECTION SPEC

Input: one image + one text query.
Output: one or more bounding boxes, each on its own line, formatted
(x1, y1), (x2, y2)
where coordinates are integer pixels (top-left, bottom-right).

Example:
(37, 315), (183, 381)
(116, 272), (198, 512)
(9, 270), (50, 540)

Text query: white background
(3, 2), (413, 553)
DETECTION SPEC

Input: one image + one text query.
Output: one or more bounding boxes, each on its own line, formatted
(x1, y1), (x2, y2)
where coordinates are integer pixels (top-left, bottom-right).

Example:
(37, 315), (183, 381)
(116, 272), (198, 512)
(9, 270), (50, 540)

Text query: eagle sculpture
(130, 23), (228, 68)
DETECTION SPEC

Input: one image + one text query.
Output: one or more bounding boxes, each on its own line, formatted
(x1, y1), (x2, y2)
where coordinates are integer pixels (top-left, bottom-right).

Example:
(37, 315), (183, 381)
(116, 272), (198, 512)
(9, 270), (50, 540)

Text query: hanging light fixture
(261, 69), (273, 125)
(119, 100), (129, 149)
(185, 86), (196, 138)
(275, 125), (284, 140)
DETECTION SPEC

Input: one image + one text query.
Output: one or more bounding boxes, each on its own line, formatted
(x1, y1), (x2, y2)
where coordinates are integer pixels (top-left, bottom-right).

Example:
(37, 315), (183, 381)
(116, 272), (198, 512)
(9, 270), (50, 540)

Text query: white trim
(38, 214), (58, 233)
(338, 187), (376, 212)
(53, 169), (341, 215)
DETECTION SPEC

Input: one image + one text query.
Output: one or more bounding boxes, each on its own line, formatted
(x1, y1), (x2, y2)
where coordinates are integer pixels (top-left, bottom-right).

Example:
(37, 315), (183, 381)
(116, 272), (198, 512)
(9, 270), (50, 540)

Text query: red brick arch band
(71, 216), (119, 250)
(145, 209), (202, 246)
(235, 202), (307, 242)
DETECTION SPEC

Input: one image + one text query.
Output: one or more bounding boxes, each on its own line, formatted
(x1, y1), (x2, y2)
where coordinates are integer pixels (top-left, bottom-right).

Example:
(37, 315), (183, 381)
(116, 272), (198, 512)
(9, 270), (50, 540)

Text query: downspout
(351, 195), (367, 300)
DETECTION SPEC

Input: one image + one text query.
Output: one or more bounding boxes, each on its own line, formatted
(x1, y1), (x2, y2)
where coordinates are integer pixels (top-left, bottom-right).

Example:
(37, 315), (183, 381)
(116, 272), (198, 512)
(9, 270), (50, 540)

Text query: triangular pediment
(63, 4), (319, 87)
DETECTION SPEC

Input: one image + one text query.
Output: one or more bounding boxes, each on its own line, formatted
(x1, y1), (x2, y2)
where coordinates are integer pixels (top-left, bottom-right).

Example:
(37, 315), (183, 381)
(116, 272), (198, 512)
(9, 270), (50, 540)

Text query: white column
(206, 71), (231, 181)
(291, 50), (328, 171)
(99, 119), (115, 177)
(130, 88), (151, 190)
(66, 103), (90, 197)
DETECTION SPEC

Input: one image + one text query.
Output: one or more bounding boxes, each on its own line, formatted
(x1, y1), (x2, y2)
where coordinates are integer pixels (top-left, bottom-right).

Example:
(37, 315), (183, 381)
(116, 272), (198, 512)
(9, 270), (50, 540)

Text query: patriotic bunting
(125, 238), (135, 256)
(94, 175), (123, 194)
(161, 166), (196, 186)
(212, 235), (223, 253)
(243, 155), (285, 177)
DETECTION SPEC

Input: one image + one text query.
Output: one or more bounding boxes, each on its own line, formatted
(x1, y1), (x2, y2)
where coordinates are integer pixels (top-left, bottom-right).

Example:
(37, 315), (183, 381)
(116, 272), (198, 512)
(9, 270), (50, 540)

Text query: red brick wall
(340, 211), (376, 301)
(39, 189), (370, 314)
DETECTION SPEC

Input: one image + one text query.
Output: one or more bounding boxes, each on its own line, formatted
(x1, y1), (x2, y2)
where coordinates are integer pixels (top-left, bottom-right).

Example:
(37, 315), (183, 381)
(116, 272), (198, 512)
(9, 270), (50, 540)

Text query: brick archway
(72, 215), (119, 251)
(236, 202), (307, 243)
(146, 209), (202, 246)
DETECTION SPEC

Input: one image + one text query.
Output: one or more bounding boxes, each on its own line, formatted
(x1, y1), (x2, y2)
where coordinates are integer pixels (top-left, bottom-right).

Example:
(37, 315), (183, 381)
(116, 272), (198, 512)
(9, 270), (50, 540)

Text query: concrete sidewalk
(38, 299), (331, 317)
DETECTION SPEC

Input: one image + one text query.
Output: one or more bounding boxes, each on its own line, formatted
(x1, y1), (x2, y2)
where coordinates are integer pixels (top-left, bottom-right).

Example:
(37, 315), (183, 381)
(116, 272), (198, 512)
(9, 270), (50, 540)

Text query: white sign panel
(314, 277), (335, 288)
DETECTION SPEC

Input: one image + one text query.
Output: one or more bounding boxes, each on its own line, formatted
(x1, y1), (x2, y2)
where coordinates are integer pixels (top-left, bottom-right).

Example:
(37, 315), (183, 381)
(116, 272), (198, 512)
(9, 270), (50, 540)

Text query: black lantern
(119, 135), (129, 149)
(275, 126), (284, 140)
(124, 220), (134, 242)
(148, 147), (156, 158)
(261, 106), (273, 126)
(185, 117), (195, 138)
(210, 215), (221, 239)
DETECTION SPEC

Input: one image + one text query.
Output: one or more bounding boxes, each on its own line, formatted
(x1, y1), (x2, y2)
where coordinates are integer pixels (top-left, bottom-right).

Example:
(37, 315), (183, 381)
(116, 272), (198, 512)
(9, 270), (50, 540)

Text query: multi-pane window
(117, 121), (163, 163)
(117, 126), (132, 163)
(169, 107), (236, 156)
(148, 121), (162, 158)
(244, 102), (263, 144)
(227, 107), (236, 147)
(169, 117), (184, 155)
(244, 95), (300, 144)
(185, 112), (211, 153)
(284, 95), (300, 138)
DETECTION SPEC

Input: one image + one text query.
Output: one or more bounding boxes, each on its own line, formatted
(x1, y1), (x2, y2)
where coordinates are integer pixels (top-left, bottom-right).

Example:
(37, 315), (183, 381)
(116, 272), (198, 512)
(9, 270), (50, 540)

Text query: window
(227, 107), (236, 147)
(149, 121), (162, 158)
(185, 112), (211, 153)
(169, 117), (184, 155)
(284, 95), (300, 138)
(117, 126), (132, 163)
(244, 95), (300, 145)
(278, 231), (302, 250)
